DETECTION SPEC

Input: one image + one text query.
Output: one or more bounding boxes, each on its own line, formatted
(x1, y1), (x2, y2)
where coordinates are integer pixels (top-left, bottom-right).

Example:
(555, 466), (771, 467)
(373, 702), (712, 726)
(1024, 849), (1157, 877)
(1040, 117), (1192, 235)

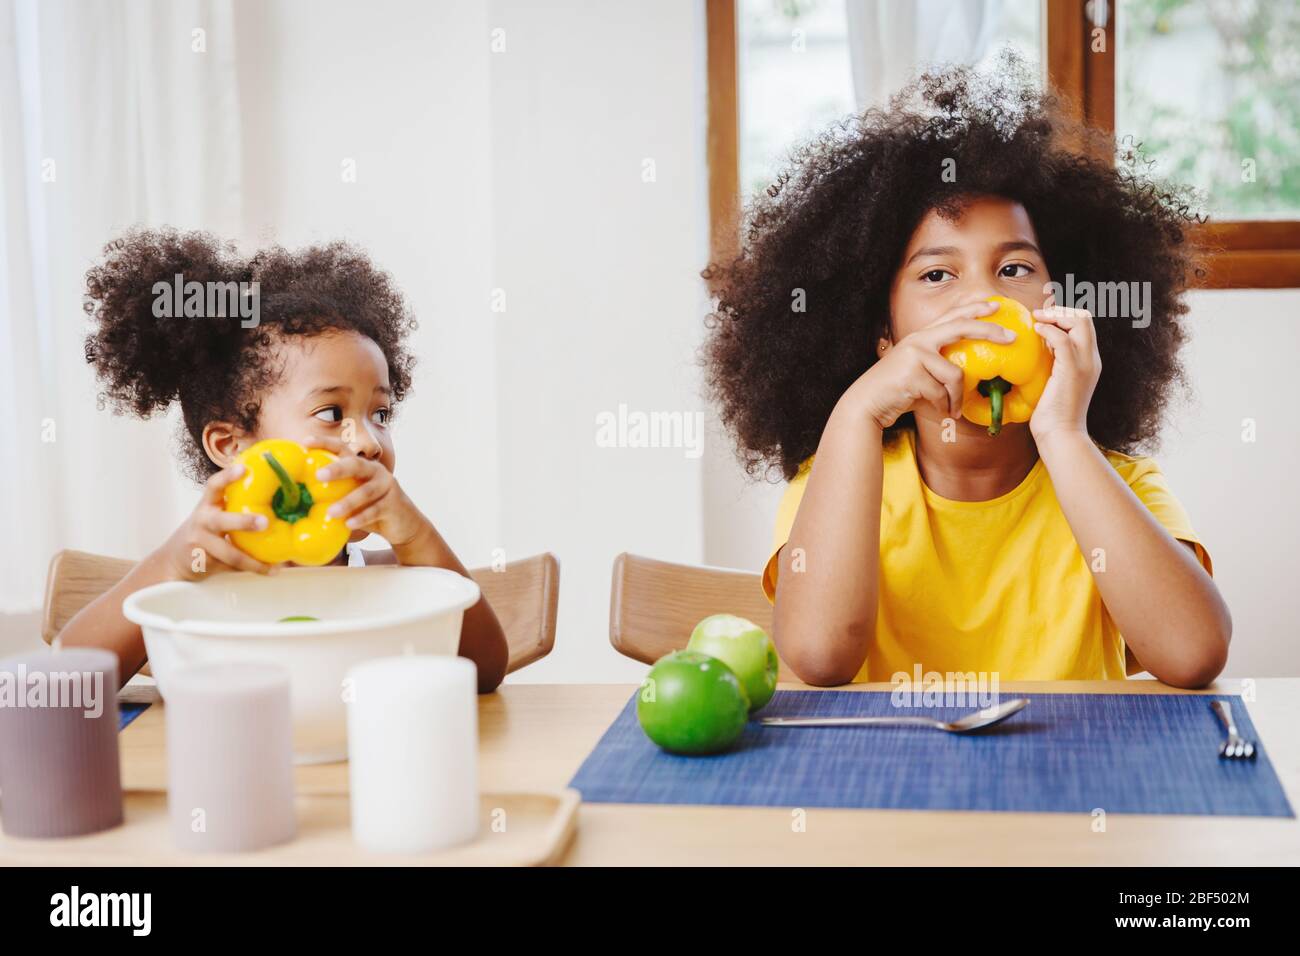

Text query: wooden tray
(0, 789), (579, 866)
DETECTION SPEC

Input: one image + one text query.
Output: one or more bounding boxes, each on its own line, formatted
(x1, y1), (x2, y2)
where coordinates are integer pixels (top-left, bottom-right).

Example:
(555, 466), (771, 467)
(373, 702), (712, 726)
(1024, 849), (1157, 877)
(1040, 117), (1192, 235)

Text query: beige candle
(164, 662), (296, 852)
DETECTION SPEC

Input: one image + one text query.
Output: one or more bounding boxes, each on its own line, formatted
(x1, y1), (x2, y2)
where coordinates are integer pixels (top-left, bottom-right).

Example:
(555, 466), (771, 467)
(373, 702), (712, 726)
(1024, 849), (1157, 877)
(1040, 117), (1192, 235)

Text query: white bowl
(122, 566), (481, 763)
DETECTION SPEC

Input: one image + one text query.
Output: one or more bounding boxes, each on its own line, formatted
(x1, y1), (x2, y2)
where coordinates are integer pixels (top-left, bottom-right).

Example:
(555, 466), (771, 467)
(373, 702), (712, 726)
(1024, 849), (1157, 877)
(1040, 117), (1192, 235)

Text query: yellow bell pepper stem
(263, 450), (312, 521)
(977, 375), (1011, 436)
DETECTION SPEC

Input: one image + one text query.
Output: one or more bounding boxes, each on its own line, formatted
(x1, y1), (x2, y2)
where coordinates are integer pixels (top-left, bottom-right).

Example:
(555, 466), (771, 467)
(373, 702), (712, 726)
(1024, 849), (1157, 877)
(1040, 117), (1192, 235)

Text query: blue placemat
(569, 691), (1294, 817)
(118, 702), (150, 731)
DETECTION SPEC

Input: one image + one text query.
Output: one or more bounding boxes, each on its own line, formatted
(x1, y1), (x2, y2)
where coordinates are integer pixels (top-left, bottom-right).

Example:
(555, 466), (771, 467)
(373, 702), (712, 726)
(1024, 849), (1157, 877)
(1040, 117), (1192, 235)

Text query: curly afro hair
(84, 227), (417, 481)
(703, 54), (1200, 482)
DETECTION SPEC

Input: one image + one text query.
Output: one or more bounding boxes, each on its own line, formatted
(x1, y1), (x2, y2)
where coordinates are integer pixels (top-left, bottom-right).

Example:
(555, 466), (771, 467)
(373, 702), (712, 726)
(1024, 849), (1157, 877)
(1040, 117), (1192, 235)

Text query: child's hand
(1028, 305), (1100, 444)
(154, 463), (274, 579)
(849, 300), (1013, 429)
(301, 435), (430, 550)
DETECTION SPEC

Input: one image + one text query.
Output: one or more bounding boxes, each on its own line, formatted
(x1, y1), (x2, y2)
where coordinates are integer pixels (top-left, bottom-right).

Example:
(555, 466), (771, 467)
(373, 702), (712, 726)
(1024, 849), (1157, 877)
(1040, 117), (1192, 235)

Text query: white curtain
(0, 0), (241, 612)
(0, 0), (714, 684)
(845, 0), (1005, 109)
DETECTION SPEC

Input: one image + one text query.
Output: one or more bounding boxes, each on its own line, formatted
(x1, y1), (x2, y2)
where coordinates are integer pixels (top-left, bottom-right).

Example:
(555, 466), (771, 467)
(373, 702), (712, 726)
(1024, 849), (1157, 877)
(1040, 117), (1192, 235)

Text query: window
(708, 0), (1300, 287)
(1117, 0), (1299, 221)
(737, 0), (1041, 201)
(737, 1), (854, 201)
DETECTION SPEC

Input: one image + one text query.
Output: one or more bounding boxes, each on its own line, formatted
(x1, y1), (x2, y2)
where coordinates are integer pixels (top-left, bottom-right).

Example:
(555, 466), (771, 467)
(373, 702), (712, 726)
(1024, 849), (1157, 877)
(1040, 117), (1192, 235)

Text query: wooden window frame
(707, 0), (1300, 288)
(707, 0), (740, 268)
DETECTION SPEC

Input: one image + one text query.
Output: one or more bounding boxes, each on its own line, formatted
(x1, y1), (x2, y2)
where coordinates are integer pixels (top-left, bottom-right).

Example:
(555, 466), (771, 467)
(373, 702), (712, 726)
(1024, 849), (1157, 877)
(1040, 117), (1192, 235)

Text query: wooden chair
(41, 549), (559, 675)
(608, 552), (794, 678)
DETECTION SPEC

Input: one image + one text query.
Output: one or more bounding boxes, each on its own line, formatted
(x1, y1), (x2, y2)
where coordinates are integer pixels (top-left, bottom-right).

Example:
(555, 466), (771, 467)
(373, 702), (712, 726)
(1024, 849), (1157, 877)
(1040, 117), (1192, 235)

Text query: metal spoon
(760, 697), (1030, 734)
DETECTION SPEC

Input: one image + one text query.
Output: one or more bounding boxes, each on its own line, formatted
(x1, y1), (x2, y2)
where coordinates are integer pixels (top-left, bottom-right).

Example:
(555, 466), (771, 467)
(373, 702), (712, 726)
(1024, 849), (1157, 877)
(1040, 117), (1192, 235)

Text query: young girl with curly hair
(58, 229), (508, 691)
(704, 60), (1230, 688)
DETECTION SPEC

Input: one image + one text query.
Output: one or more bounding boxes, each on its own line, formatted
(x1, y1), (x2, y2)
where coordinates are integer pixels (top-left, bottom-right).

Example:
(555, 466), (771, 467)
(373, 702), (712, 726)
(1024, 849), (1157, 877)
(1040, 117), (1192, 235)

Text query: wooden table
(109, 677), (1300, 866)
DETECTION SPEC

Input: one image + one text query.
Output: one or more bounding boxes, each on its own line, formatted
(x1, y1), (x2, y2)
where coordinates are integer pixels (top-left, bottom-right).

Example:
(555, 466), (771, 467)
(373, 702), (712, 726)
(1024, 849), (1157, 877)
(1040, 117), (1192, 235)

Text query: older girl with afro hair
(704, 57), (1230, 688)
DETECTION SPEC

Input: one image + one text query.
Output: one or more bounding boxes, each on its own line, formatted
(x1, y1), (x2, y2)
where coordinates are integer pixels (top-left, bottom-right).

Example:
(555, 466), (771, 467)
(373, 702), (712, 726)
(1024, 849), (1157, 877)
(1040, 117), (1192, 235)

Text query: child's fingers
(343, 502), (384, 531)
(921, 353), (966, 417)
(922, 316), (1017, 349)
(1033, 320), (1072, 356)
(314, 454), (380, 482)
(204, 535), (272, 575)
(300, 434), (355, 456)
(1040, 306), (1098, 354)
(208, 510), (269, 534)
(325, 477), (387, 521)
(201, 462), (246, 504)
(933, 299), (1000, 327)
(1032, 305), (1092, 331)
(905, 368), (952, 418)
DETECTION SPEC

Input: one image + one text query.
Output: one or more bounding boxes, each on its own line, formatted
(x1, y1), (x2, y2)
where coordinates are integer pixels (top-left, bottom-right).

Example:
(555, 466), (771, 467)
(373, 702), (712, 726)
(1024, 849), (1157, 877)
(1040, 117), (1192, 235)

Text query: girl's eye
(371, 408), (391, 426)
(921, 269), (954, 283)
(1000, 263), (1033, 278)
(313, 406), (344, 423)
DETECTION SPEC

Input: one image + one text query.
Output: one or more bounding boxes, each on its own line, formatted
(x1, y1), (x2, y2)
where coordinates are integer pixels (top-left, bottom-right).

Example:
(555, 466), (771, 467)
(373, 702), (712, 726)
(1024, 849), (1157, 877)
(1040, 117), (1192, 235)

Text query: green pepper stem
(989, 384), (1004, 436)
(263, 451), (301, 511)
(978, 376), (1012, 437)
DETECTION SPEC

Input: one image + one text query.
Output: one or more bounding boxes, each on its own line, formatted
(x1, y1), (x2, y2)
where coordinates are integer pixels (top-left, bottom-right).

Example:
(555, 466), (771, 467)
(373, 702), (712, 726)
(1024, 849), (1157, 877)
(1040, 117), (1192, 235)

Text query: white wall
(487, 1), (710, 682)
(1152, 290), (1300, 677)
(229, 0), (711, 683)
(232, 0), (500, 565)
(2, 0), (714, 680)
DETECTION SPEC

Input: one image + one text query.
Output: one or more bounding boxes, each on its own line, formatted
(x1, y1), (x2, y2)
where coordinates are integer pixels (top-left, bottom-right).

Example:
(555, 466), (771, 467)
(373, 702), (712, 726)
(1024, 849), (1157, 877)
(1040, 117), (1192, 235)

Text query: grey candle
(0, 648), (123, 838)
(164, 662), (296, 852)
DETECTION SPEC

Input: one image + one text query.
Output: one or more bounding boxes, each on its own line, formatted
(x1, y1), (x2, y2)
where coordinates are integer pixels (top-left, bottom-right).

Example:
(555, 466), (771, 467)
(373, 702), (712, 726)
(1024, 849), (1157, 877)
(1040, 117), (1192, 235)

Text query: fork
(1212, 700), (1256, 760)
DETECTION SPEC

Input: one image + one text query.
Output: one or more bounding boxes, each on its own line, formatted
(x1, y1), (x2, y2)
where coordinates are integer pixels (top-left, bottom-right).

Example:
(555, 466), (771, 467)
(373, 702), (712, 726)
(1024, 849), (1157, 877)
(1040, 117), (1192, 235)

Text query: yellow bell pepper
(939, 296), (1053, 436)
(224, 439), (358, 566)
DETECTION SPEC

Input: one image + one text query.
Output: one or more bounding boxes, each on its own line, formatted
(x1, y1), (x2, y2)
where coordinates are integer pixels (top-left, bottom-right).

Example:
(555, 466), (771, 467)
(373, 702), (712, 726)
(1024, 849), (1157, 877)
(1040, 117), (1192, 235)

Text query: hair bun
(84, 227), (251, 418)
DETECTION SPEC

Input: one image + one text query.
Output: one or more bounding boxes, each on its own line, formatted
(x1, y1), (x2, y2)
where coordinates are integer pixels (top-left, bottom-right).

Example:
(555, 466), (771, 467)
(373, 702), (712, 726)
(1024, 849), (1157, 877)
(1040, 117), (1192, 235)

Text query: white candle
(164, 662), (296, 853)
(345, 655), (478, 854)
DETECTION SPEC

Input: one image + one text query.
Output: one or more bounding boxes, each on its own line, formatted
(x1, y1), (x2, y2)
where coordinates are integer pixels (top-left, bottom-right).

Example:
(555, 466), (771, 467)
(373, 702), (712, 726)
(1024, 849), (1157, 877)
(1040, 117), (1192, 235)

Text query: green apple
(636, 651), (749, 755)
(687, 614), (778, 713)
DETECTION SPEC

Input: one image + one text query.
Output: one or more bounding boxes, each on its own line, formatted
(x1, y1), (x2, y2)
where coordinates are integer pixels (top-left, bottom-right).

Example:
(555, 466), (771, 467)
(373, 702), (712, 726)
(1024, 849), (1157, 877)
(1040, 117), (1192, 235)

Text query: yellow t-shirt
(763, 428), (1212, 682)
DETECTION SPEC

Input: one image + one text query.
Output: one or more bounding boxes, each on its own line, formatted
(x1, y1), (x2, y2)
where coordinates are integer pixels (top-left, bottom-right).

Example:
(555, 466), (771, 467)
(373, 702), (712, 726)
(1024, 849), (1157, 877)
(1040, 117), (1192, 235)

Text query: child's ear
(202, 421), (247, 470)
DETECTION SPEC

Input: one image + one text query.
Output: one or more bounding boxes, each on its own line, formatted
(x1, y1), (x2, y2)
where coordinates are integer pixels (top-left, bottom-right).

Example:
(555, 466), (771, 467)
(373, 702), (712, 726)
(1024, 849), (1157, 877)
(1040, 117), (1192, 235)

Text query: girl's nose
(351, 423), (384, 459)
(355, 439), (383, 460)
